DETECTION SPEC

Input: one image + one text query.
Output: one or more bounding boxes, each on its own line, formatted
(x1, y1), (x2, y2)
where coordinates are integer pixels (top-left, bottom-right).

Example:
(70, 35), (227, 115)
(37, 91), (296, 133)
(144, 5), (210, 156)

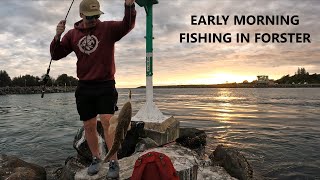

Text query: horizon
(2, 67), (319, 89)
(1, 0), (319, 88)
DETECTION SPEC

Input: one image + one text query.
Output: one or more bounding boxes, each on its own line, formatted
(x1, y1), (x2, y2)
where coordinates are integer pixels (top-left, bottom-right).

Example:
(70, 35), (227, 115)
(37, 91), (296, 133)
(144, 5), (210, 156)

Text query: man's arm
(110, 0), (136, 42)
(50, 20), (73, 60)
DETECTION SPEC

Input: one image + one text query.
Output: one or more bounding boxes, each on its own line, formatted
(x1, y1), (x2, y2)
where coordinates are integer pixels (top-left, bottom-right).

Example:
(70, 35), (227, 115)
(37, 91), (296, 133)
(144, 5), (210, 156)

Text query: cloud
(0, 0), (319, 87)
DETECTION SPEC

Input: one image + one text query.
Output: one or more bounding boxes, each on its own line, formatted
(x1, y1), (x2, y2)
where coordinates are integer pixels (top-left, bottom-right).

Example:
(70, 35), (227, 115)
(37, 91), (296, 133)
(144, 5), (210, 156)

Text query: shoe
(87, 156), (102, 176)
(107, 160), (120, 179)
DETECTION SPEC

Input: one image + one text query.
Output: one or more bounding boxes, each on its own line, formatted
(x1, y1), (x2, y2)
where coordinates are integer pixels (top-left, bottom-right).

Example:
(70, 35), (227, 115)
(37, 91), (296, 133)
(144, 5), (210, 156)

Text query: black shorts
(75, 80), (118, 121)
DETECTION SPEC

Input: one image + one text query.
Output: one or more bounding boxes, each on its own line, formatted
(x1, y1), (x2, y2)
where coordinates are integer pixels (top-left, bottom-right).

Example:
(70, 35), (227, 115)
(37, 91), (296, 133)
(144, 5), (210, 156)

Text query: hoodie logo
(78, 35), (99, 55)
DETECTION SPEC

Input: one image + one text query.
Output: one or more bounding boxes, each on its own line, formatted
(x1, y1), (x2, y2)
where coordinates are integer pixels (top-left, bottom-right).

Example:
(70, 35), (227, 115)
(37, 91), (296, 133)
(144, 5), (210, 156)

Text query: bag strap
(154, 152), (172, 179)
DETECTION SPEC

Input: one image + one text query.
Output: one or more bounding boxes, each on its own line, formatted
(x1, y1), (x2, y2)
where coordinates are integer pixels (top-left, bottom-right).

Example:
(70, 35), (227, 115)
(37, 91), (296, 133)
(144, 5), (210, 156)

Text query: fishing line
(41, 0), (75, 98)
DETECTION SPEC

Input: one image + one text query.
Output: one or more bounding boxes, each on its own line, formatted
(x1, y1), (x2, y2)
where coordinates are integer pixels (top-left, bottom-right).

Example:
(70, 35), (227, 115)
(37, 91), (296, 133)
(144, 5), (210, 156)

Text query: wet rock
(176, 127), (207, 150)
(55, 156), (88, 180)
(197, 166), (237, 180)
(0, 90), (5, 95)
(44, 164), (64, 180)
(134, 137), (159, 153)
(73, 121), (146, 162)
(73, 121), (107, 163)
(64, 121), (146, 179)
(118, 121), (146, 159)
(0, 154), (46, 180)
(210, 144), (253, 180)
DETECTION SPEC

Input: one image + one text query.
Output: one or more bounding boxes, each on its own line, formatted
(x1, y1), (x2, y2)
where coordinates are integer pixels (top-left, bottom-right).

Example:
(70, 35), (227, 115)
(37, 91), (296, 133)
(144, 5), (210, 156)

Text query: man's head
(79, 0), (104, 28)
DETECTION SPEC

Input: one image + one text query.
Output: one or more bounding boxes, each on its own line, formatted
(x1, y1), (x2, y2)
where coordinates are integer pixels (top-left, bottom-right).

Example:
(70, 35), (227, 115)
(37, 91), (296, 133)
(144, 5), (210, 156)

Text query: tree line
(0, 70), (78, 87)
(1, 68), (320, 87)
(275, 68), (320, 84)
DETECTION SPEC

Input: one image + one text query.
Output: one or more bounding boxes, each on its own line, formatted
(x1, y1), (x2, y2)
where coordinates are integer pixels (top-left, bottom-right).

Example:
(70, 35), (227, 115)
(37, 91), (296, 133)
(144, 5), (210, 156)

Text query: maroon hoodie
(50, 4), (136, 81)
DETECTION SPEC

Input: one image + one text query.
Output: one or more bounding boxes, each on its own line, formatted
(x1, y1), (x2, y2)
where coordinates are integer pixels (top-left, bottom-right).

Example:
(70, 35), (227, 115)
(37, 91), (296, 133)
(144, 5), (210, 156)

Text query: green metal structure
(136, 0), (158, 77)
(133, 0), (168, 123)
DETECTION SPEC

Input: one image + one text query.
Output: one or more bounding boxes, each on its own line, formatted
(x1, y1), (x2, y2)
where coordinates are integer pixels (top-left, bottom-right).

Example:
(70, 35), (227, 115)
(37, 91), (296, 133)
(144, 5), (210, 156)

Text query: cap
(80, 0), (104, 16)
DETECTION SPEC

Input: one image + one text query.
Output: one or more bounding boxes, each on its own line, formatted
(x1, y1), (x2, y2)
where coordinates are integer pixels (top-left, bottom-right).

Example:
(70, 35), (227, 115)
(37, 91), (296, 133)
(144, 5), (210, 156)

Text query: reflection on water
(1, 88), (320, 179)
(192, 88), (260, 122)
(153, 88), (320, 179)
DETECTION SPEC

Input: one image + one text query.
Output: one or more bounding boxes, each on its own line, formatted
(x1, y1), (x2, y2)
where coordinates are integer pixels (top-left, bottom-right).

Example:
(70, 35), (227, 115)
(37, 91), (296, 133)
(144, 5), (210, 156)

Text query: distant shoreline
(0, 86), (76, 95)
(137, 83), (320, 89)
(1, 84), (320, 95)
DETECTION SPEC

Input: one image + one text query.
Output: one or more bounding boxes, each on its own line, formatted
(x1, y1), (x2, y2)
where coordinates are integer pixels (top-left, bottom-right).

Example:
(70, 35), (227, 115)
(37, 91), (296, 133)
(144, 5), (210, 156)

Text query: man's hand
(55, 20), (66, 41)
(125, 0), (135, 6)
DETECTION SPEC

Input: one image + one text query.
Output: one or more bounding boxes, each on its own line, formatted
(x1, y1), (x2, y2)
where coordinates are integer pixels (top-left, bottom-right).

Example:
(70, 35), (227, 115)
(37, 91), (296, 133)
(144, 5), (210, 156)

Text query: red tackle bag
(131, 151), (180, 180)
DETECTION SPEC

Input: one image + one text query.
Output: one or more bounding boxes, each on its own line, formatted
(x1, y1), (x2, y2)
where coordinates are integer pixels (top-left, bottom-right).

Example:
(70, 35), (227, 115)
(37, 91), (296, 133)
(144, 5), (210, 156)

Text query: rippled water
(1, 88), (320, 179)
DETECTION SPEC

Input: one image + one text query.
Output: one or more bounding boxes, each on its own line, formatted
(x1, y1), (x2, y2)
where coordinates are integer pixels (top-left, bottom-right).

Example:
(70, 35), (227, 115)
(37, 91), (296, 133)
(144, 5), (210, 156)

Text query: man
(50, 0), (136, 178)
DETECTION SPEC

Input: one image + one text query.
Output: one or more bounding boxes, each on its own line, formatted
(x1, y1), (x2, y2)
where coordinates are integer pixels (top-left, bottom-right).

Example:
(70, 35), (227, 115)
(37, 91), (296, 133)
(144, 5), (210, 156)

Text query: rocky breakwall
(75, 144), (236, 180)
(59, 126), (254, 180)
(1, 126), (255, 180)
(0, 154), (46, 180)
(0, 86), (76, 95)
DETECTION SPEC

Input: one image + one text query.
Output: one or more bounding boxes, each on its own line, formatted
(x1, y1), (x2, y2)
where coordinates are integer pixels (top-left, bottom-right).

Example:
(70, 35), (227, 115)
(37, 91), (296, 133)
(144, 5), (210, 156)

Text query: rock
(73, 121), (146, 162)
(44, 164), (64, 180)
(210, 144), (253, 180)
(65, 121), (146, 179)
(197, 166), (237, 180)
(134, 137), (159, 153)
(0, 154), (46, 180)
(63, 127), (253, 180)
(118, 121), (146, 159)
(75, 145), (199, 180)
(176, 127), (207, 150)
(0, 90), (6, 95)
(56, 156), (88, 180)
(73, 121), (107, 163)
(75, 144), (237, 180)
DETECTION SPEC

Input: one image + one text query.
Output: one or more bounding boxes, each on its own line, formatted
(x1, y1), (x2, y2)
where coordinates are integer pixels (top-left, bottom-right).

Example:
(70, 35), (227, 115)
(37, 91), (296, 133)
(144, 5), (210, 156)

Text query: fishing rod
(41, 0), (75, 98)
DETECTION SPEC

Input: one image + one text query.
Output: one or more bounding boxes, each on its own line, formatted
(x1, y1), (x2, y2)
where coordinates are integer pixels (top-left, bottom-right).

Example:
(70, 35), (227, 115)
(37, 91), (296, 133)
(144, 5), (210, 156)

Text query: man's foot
(87, 157), (102, 176)
(106, 160), (120, 179)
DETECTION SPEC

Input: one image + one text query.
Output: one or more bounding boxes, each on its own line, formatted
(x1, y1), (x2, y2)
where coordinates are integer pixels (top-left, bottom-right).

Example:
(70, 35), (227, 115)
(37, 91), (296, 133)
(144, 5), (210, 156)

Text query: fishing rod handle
(41, 0), (74, 98)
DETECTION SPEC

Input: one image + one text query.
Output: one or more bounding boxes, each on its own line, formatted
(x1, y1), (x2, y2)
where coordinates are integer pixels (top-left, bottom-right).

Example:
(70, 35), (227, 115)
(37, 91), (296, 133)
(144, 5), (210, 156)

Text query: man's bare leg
(100, 114), (118, 160)
(83, 117), (100, 158)
(84, 116), (103, 176)
(101, 114), (120, 178)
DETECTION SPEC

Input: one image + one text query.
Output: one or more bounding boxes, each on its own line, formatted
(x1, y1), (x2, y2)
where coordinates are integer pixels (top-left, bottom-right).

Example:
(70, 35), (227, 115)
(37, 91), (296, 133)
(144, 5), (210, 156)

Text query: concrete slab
(132, 100), (179, 145)
(143, 116), (180, 145)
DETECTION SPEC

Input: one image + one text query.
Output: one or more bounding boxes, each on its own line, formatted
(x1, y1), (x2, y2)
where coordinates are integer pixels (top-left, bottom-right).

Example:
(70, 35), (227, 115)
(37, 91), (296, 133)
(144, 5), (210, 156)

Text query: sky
(0, 0), (319, 88)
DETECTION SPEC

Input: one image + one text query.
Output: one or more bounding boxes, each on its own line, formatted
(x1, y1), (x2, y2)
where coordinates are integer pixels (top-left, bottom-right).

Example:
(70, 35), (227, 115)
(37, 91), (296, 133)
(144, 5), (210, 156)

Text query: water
(1, 88), (320, 179)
